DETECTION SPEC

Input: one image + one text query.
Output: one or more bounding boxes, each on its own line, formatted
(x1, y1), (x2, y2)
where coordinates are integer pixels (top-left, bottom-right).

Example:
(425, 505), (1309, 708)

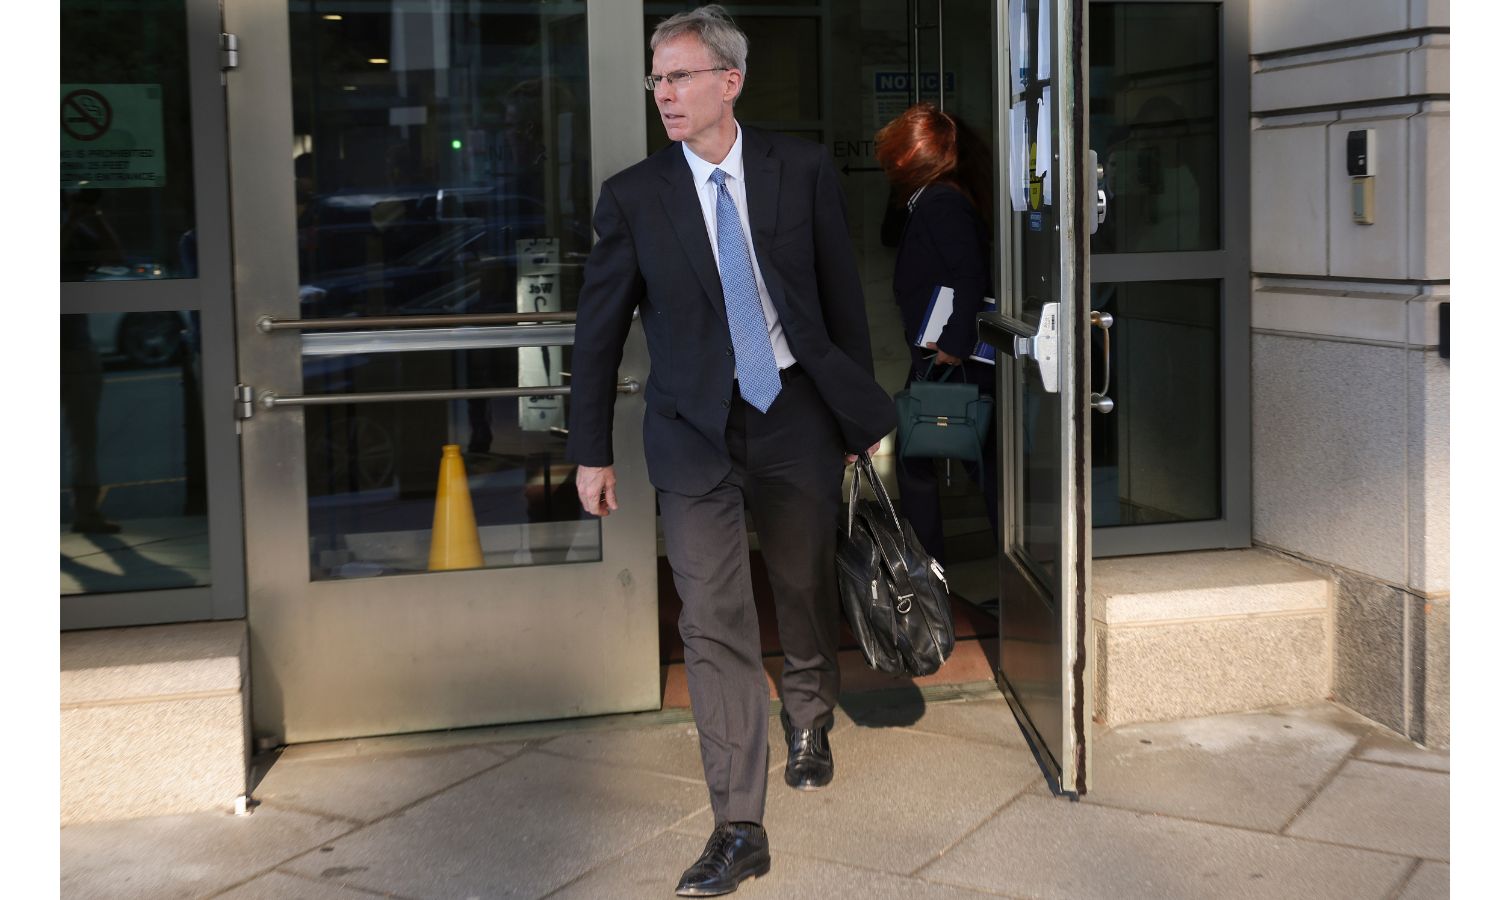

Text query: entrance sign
(61, 84), (167, 189)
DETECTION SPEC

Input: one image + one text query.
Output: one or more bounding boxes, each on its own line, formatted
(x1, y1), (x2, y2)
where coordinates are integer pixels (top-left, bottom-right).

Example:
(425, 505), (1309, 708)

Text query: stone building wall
(1248, 0), (1449, 744)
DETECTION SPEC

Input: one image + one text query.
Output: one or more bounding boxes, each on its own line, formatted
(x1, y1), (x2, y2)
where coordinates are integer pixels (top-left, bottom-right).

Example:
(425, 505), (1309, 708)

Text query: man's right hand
(575, 465), (618, 517)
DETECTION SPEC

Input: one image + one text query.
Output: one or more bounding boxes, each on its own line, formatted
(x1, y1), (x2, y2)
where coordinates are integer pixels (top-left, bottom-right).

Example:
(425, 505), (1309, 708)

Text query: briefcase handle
(847, 452), (900, 534)
(846, 453), (921, 611)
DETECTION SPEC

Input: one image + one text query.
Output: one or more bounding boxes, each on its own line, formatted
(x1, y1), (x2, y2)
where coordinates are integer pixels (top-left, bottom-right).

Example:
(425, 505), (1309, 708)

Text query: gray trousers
(656, 370), (846, 825)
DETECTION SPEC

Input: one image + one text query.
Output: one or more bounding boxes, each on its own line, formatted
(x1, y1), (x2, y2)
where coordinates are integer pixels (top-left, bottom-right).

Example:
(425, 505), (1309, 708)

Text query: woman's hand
(924, 342), (963, 366)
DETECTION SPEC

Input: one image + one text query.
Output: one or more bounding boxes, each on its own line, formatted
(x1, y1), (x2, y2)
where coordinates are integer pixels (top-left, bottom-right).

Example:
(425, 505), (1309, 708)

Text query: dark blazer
(565, 126), (895, 496)
(892, 181), (993, 380)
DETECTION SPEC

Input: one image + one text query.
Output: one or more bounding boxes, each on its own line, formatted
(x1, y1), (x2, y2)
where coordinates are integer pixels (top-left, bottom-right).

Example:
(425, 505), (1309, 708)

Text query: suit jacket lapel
(656, 149), (726, 323)
(742, 129), (789, 318)
(743, 132), (780, 242)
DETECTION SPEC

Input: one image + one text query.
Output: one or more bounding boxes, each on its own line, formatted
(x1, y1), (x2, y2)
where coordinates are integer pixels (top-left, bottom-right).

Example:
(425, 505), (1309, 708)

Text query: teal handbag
(894, 361), (994, 466)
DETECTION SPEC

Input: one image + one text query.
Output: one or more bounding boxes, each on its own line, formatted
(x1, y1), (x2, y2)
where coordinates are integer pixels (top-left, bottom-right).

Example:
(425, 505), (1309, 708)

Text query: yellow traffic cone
(429, 444), (484, 571)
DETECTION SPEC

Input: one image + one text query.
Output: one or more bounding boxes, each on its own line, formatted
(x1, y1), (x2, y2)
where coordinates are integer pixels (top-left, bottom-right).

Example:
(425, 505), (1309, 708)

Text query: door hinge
(235, 384), (255, 420)
(220, 33), (240, 70)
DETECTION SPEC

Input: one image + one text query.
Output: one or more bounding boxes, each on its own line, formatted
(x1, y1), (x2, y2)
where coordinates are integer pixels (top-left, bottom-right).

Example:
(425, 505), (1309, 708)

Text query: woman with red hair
(875, 102), (998, 567)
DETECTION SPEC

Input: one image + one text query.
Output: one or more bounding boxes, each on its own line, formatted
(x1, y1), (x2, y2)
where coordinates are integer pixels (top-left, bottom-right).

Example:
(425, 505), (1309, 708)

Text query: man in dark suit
(564, 5), (893, 896)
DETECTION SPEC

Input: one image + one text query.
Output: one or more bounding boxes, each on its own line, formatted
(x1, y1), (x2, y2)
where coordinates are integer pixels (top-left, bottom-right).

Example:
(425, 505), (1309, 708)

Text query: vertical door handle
(1090, 310), (1114, 413)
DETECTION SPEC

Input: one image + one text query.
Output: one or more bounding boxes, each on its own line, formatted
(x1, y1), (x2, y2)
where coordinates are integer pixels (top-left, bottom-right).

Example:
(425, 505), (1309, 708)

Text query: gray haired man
(565, 4), (893, 896)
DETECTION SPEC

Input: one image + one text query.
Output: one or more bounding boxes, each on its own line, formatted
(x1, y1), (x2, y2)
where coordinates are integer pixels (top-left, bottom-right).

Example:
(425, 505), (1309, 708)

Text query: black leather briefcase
(834, 453), (956, 677)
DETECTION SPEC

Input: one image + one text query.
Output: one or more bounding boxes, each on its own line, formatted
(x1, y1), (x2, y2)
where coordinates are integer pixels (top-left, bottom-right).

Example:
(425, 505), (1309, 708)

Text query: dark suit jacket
(891, 181), (994, 382)
(565, 126), (895, 496)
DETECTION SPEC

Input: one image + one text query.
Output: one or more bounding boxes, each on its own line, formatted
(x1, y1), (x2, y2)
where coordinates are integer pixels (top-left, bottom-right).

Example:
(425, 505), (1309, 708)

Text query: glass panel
(1020, 359), (1060, 584)
(735, 17), (820, 123)
(287, 1), (598, 579)
(61, 0), (199, 280)
(1091, 280), (1221, 525)
(303, 346), (600, 580)
(61, 312), (211, 594)
(1089, 2), (1219, 254)
(1004, 0), (1061, 592)
(291, 1), (592, 318)
(644, 13), (821, 157)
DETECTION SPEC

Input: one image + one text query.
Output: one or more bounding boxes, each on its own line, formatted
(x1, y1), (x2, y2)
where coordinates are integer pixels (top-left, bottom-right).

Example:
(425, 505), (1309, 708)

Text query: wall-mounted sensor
(1346, 129), (1375, 177)
(1347, 130), (1375, 224)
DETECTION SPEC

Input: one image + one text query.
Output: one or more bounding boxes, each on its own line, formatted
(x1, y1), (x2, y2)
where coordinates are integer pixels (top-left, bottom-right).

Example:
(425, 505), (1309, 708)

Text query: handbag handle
(920, 358), (969, 384)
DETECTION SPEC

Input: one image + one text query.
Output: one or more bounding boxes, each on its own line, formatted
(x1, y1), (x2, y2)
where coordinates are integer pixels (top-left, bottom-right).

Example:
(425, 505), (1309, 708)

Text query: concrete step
(61, 621), (249, 825)
(1093, 549), (1331, 727)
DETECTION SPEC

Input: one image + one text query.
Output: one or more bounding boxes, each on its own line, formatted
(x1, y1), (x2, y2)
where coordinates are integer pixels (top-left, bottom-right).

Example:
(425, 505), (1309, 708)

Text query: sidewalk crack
(210, 746), (536, 897)
(1381, 857), (1426, 900)
(908, 773), (1046, 878)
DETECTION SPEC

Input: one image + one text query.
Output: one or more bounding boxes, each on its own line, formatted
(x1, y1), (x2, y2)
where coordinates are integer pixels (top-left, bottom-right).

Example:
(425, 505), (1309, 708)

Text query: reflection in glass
(644, 14), (820, 158)
(1089, 2), (1220, 254)
(304, 346), (600, 580)
(1005, 0), (1061, 594)
(1091, 281), (1221, 525)
(284, 1), (599, 579)
(60, 0), (198, 280)
(60, 312), (210, 594)
(290, 2), (592, 319)
(1020, 362), (1060, 585)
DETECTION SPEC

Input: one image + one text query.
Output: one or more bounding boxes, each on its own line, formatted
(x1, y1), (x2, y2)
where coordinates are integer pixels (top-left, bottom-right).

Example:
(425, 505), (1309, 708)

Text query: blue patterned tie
(710, 168), (781, 413)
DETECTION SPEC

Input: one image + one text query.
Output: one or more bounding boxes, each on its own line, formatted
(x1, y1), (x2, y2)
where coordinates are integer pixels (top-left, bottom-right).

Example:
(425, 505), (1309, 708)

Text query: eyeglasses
(643, 67), (726, 91)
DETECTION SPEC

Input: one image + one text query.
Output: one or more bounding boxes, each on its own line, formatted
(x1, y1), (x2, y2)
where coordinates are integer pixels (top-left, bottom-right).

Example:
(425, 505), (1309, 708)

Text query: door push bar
(257, 312), (578, 332)
(238, 378), (640, 418)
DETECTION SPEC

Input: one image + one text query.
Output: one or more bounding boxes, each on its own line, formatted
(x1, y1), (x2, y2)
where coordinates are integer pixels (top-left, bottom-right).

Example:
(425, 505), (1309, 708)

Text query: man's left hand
(845, 441), (882, 465)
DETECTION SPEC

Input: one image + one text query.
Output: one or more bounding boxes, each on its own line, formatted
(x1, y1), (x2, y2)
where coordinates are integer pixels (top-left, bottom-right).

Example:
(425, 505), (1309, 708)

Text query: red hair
(875, 103), (958, 201)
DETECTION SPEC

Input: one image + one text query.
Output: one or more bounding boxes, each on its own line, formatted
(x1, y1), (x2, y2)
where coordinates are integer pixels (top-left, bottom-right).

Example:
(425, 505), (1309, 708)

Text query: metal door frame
(224, 0), (659, 744)
(988, 0), (1093, 795)
(1088, 0), (1251, 556)
(61, 0), (246, 630)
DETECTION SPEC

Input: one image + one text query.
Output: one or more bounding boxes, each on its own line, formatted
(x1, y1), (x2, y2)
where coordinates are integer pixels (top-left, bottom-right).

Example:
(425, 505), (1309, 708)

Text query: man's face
(650, 35), (740, 150)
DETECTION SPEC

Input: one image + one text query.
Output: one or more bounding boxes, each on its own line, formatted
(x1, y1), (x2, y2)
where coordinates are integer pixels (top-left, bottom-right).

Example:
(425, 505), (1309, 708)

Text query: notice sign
(869, 69), (958, 128)
(60, 84), (166, 189)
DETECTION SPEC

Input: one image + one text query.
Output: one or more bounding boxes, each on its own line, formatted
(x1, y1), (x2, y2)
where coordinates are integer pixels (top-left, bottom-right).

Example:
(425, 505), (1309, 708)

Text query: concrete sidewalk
(61, 689), (1449, 899)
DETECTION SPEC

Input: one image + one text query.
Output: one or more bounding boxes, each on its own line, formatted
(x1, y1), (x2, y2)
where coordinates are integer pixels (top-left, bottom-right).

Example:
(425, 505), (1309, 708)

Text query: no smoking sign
(61, 84), (166, 189)
(62, 89), (113, 142)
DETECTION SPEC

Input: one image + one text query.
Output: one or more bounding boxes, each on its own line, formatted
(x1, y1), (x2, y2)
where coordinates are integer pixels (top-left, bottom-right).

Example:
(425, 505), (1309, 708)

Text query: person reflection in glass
(875, 104), (999, 569)
(61, 190), (125, 534)
(467, 78), (570, 454)
(1105, 96), (1202, 253)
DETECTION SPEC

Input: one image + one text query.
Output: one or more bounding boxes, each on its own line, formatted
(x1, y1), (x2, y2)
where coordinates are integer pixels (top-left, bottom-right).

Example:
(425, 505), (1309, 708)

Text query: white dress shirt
(682, 123), (797, 371)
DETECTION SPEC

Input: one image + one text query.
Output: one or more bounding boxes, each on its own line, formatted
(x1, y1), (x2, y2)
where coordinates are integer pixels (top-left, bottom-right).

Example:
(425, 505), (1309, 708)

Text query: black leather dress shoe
(675, 822), (770, 897)
(781, 708), (834, 790)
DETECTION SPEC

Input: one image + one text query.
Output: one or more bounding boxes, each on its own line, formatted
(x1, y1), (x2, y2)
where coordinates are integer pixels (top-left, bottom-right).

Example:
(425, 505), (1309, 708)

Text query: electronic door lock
(978, 302), (1061, 394)
(1016, 302), (1060, 393)
(1087, 150), (1106, 234)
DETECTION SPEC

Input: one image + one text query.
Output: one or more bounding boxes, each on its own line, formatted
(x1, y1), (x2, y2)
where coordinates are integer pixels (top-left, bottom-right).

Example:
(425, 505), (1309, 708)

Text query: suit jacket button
(722, 398), (730, 408)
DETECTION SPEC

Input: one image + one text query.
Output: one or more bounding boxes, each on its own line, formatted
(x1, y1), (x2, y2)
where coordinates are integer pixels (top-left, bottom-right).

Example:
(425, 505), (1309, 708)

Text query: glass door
(225, 0), (659, 744)
(1087, 0), (1250, 556)
(61, 0), (245, 629)
(981, 0), (1095, 795)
